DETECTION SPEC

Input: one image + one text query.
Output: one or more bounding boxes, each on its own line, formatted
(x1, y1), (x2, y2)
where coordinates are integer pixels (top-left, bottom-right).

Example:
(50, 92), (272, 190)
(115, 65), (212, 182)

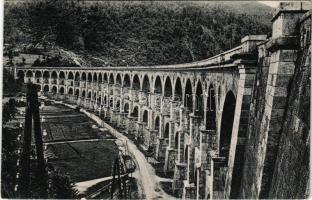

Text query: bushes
(3, 69), (23, 97)
(4, 1), (272, 66)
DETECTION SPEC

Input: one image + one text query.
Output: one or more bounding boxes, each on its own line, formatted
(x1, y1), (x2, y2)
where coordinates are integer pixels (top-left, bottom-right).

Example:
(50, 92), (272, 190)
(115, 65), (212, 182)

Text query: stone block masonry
(240, 2), (311, 199)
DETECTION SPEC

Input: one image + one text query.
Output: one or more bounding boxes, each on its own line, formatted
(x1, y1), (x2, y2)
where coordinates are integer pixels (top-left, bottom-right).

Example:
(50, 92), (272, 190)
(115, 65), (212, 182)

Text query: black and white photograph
(1, 0), (311, 199)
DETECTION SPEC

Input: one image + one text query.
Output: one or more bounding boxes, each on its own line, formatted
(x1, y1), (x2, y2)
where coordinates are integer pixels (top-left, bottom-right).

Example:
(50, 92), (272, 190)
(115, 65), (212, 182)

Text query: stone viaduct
(13, 3), (311, 199)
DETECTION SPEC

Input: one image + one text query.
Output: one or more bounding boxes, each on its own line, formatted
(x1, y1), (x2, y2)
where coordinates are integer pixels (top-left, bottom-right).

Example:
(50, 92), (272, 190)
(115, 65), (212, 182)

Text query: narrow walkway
(43, 138), (115, 145)
(53, 100), (176, 200)
(74, 174), (127, 194)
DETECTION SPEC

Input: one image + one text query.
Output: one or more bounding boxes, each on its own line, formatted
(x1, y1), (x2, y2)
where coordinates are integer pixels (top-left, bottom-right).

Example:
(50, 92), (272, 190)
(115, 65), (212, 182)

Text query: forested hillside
(4, 0), (273, 66)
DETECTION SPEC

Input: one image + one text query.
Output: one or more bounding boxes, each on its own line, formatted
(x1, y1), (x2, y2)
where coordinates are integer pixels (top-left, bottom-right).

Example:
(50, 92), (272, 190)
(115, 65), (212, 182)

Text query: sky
(258, 1), (281, 8)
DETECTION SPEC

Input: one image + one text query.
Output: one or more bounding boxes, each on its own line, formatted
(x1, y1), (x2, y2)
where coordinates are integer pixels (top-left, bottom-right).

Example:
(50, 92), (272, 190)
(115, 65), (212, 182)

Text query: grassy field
(41, 104), (119, 182)
(48, 141), (118, 182)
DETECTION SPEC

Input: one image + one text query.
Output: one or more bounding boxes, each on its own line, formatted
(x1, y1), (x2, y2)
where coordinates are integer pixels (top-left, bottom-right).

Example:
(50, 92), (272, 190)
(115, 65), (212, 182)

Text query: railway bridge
(14, 3), (311, 199)
(15, 35), (263, 199)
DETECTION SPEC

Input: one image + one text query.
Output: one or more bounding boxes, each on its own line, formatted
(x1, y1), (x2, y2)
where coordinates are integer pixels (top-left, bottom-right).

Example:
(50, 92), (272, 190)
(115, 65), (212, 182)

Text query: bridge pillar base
(172, 162), (187, 198)
(155, 137), (165, 161)
(182, 180), (196, 199)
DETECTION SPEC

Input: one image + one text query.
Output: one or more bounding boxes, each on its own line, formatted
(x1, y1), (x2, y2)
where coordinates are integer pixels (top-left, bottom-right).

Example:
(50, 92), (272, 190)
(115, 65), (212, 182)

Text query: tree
(49, 170), (78, 199)
(1, 127), (21, 198)
(8, 49), (14, 64)
(2, 99), (18, 125)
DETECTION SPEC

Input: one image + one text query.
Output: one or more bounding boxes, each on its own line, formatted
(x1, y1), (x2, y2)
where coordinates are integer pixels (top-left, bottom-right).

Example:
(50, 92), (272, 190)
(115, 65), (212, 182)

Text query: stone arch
(26, 70), (33, 77)
(75, 72), (80, 81)
(174, 132), (179, 149)
(116, 99), (121, 109)
(93, 91), (97, 100)
(68, 88), (73, 95)
(75, 89), (80, 97)
(218, 85), (222, 107)
(35, 71), (42, 78)
(82, 90), (86, 98)
(131, 106), (139, 117)
(59, 71), (65, 79)
(142, 75), (150, 92)
(132, 74), (140, 90)
(51, 71), (58, 84)
(154, 76), (162, 94)
(219, 90), (236, 160)
(81, 72), (86, 81)
(43, 85), (49, 93)
(116, 74), (122, 86)
(36, 85), (42, 92)
(50, 71), (57, 79)
(59, 87), (65, 94)
(206, 84), (217, 130)
(68, 72), (74, 80)
(88, 72), (92, 82)
(109, 97), (113, 107)
(164, 123), (170, 139)
(43, 71), (50, 79)
(124, 103), (130, 114)
(143, 110), (148, 123)
(155, 116), (160, 130)
(98, 73), (102, 84)
(93, 73), (97, 83)
(97, 94), (102, 103)
(52, 86), (57, 94)
(164, 76), (173, 97)
(184, 79), (193, 110)
(174, 77), (182, 101)
(123, 74), (131, 87)
(103, 95), (107, 106)
(212, 90), (236, 195)
(103, 73), (108, 83)
(87, 91), (92, 99)
(59, 72), (65, 85)
(109, 73), (114, 84)
(195, 81), (204, 118)
(184, 145), (189, 162)
(34, 71), (42, 84)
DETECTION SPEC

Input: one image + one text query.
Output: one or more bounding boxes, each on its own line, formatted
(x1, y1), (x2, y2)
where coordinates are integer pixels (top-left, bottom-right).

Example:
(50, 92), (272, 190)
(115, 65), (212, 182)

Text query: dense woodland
(4, 0), (273, 66)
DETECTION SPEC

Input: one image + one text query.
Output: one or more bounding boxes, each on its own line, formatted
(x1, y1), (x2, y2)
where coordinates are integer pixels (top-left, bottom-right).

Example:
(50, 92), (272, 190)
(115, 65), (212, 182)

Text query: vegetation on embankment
(4, 0), (272, 67)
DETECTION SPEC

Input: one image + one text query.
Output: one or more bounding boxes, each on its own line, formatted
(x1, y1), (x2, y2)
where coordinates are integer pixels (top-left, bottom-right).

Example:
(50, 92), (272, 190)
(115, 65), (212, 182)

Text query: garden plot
(48, 141), (118, 182)
(41, 105), (114, 142)
(41, 104), (119, 182)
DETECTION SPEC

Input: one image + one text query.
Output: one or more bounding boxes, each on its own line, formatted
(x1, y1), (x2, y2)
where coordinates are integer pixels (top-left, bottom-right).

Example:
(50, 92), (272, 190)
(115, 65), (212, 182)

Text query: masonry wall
(268, 12), (310, 199)
(240, 8), (310, 199)
(239, 41), (270, 199)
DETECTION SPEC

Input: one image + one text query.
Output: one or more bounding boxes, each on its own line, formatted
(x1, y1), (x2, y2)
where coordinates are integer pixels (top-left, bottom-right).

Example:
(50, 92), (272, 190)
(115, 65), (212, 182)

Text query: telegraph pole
(19, 83), (47, 198)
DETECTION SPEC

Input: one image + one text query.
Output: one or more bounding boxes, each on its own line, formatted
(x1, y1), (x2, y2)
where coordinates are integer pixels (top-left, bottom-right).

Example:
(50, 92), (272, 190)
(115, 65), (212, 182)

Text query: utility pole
(19, 83), (47, 198)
